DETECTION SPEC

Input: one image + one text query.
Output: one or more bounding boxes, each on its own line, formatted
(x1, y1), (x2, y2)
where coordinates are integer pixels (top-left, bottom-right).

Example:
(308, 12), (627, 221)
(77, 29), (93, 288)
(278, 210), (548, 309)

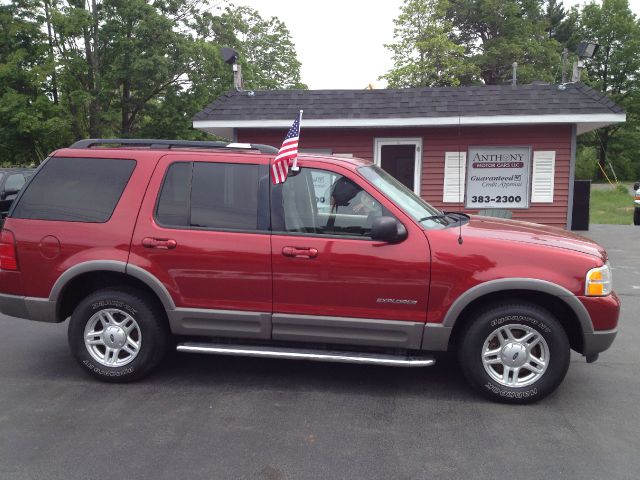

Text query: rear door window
(11, 157), (136, 222)
(156, 161), (265, 231)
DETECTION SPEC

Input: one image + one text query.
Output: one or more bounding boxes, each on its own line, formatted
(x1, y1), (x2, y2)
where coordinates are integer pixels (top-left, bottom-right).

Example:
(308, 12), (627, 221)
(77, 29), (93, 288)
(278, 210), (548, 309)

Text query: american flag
(271, 110), (303, 184)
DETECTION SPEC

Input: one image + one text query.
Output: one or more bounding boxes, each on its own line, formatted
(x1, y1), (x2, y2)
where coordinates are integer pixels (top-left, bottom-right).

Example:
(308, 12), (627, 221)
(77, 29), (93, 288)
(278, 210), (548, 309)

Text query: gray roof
(194, 83), (623, 121)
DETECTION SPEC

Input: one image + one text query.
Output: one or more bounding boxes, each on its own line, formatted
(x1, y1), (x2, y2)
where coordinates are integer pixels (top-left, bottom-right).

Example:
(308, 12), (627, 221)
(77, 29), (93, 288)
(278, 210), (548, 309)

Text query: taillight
(0, 229), (18, 271)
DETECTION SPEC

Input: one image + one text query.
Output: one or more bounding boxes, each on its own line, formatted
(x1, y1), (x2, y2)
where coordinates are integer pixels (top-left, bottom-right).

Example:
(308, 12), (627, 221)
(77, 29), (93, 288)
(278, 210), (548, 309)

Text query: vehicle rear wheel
(458, 302), (570, 404)
(634, 207), (640, 226)
(68, 288), (168, 382)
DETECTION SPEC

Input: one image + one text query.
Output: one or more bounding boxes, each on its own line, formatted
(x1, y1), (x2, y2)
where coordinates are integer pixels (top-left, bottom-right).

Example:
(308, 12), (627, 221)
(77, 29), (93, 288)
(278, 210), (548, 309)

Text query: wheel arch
(443, 279), (593, 354)
(51, 261), (174, 323)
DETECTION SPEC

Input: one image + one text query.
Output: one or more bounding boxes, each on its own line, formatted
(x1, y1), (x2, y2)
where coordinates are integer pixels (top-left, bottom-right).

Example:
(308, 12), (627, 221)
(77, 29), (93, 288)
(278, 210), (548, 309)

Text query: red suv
(0, 139), (619, 403)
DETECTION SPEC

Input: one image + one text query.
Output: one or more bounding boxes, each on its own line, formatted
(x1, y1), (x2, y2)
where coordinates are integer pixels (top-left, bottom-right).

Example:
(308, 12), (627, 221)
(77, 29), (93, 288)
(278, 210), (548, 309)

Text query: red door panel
(272, 234), (429, 321)
(129, 153), (272, 312)
(270, 161), (430, 322)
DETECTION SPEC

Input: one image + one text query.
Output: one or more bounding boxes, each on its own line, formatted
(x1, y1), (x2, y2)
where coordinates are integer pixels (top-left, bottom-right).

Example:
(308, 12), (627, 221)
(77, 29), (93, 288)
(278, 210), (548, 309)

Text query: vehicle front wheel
(634, 207), (640, 226)
(458, 302), (570, 404)
(68, 288), (168, 382)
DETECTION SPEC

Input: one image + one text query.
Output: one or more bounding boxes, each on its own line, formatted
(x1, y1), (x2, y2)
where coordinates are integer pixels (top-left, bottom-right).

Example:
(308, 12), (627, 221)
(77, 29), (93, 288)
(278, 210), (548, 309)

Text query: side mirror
(370, 216), (407, 243)
(2, 187), (20, 199)
(634, 182), (639, 191)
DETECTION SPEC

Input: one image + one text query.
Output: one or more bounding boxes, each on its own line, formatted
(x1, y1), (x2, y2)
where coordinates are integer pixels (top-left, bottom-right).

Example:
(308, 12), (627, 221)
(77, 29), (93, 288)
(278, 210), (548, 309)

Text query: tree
(51, 0), (104, 138)
(0, 1), (305, 160)
(101, 0), (194, 136)
(547, 2), (579, 47)
(578, 0), (640, 180)
(382, 0), (565, 87)
(0, 0), (70, 164)
(381, 0), (478, 87)
(219, 6), (306, 90)
(447, 0), (562, 85)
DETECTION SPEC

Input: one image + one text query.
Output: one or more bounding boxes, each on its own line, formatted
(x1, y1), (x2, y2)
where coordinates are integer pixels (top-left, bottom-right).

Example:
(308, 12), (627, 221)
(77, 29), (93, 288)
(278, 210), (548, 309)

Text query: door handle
(282, 246), (318, 258)
(142, 237), (177, 249)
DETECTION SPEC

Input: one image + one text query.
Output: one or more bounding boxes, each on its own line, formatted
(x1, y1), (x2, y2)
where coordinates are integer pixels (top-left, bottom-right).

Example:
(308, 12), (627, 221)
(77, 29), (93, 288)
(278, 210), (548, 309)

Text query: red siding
(238, 125), (572, 228)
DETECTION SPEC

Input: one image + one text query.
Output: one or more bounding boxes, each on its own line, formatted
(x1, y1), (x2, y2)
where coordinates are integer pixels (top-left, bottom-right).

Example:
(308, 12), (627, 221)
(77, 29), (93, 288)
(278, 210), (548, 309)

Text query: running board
(176, 342), (435, 368)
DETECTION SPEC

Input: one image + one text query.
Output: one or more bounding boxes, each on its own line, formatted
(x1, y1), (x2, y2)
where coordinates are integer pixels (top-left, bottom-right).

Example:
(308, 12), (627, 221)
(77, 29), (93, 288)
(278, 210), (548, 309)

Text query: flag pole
(290, 109), (303, 172)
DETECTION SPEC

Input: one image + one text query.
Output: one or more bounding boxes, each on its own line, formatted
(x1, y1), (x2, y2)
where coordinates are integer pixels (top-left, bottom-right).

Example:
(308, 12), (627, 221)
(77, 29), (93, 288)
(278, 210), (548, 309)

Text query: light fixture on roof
(572, 41), (601, 83)
(576, 41), (600, 59)
(220, 47), (243, 91)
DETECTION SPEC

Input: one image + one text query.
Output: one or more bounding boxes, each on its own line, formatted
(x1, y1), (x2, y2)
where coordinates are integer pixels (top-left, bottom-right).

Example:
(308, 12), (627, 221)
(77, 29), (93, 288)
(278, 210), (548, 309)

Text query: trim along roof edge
(194, 113), (626, 139)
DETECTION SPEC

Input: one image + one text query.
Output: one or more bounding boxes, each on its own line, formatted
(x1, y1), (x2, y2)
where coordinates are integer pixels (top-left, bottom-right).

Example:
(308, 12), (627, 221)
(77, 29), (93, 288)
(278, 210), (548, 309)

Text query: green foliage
(615, 183), (629, 194)
(383, 0), (565, 87)
(0, 0), (71, 164)
(219, 6), (306, 90)
(447, 0), (563, 85)
(577, 0), (640, 181)
(576, 145), (598, 180)
(0, 0), (305, 163)
(590, 186), (634, 224)
(381, 0), (478, 87)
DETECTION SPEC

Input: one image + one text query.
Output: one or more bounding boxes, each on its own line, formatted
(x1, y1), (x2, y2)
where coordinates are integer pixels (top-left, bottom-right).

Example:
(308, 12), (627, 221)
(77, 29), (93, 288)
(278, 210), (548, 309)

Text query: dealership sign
(465, 146), (531, 209)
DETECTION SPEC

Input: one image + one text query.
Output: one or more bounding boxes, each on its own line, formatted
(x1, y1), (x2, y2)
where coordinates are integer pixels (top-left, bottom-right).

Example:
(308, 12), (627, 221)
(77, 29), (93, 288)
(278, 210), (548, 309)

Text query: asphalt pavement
(0, 224), (639, 480)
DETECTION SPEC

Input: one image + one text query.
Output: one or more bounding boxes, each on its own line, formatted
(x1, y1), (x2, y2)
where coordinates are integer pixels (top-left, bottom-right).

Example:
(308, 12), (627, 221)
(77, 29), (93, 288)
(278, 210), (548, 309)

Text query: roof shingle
(193, 83), (624, 122)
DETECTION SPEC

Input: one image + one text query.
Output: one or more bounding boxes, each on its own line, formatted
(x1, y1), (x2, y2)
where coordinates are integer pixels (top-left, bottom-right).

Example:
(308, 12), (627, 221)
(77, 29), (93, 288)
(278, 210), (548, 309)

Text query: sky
(236, 0), (640, 90)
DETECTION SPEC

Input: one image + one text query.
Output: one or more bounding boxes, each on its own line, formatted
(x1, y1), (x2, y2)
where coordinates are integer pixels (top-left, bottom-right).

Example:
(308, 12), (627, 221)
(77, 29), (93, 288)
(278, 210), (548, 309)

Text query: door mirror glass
(370, 216), (407, 243)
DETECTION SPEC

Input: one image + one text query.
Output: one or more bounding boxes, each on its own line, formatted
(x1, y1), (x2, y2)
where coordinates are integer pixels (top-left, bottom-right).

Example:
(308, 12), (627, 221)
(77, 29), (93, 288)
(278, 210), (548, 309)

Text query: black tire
(458, 302), (570, 404)
(634, 207), (640, 226)
(68, 288), (168, 382)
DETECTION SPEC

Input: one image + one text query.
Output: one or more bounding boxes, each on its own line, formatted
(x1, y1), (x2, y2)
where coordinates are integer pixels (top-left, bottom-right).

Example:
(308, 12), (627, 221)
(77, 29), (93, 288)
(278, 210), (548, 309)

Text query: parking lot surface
(0, 224), (638, 480)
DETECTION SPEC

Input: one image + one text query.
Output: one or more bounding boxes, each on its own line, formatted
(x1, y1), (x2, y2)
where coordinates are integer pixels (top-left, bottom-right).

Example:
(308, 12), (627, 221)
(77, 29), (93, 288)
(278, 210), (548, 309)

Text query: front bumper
(582, 328), (617, 357)
(0, 293), (56, 323)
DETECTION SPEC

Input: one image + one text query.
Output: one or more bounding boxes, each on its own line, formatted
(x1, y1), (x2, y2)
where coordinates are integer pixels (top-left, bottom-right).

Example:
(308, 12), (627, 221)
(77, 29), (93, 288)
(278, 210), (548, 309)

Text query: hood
(463, 215), (607, 260)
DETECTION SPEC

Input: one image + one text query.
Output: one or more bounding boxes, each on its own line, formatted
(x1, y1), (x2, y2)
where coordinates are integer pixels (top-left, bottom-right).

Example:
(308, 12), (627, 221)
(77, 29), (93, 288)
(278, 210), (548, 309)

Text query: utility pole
(561, 48), (568, 84)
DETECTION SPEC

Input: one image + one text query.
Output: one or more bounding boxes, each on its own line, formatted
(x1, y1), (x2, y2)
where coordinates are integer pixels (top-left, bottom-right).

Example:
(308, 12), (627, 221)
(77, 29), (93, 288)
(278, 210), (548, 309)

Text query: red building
(193, 84), (625, 229)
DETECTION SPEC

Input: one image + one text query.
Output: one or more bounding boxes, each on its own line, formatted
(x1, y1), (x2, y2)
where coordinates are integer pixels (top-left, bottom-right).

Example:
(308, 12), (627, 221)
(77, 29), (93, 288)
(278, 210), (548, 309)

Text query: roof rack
(69, 138), (278, 154)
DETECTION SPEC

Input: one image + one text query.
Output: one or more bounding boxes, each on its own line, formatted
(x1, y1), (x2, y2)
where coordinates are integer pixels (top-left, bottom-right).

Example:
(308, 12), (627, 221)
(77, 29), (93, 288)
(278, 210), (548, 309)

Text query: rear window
(12, 157), (136, 223)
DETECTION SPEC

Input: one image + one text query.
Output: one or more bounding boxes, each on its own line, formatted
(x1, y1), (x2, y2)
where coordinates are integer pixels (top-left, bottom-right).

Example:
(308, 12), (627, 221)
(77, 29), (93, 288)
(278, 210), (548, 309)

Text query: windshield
(359, 165), (450, 229)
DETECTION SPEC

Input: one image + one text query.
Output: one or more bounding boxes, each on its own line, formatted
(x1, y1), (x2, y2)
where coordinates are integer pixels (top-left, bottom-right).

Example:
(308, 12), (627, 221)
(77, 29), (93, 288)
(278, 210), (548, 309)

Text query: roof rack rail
(68, 138), (278, 154)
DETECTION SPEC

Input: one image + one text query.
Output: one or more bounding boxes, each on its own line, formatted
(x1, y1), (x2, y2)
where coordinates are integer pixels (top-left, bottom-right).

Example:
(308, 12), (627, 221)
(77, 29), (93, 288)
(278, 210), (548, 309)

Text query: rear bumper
(0, 293), (56, 323)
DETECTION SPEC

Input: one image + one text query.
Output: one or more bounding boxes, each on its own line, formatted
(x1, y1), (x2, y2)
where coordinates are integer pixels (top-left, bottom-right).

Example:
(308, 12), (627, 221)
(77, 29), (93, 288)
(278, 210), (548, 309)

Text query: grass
(590, 186), (635, 225)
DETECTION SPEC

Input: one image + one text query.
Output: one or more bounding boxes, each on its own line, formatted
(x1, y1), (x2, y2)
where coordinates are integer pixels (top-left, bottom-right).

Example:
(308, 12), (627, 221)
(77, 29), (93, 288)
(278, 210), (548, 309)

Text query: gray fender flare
(49, 260), (176, 315)
(421, 278), (593, 351)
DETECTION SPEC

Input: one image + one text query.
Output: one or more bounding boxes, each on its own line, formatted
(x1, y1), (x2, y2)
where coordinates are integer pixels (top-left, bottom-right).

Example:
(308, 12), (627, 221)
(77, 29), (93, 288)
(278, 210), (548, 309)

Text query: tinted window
(156, 162), (190, 227)
(272, 168), (389, 237)
(156, 162), (261, 231)
(12, 157), (136, 222)
(4, 174), (26, 191)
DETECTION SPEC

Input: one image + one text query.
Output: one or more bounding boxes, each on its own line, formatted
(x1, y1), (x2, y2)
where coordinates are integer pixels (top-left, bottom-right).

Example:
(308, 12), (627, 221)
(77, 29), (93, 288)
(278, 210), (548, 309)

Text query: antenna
(220, 47), (243, 91)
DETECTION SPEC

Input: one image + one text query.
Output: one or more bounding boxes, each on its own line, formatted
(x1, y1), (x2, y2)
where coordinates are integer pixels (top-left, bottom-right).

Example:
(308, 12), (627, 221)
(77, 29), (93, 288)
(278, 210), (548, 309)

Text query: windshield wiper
(419, 212), (470, 224)
(443, 211), (470, 219)
(418, 214), (449, 222)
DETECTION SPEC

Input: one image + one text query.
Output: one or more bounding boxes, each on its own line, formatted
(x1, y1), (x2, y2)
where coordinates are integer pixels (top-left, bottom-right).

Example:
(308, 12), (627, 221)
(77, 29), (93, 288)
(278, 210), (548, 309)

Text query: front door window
(271, 167), (389, 238)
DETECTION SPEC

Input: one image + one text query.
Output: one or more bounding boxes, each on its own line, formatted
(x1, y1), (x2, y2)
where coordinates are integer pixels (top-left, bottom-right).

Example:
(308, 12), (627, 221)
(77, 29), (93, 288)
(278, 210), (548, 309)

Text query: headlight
(585, 263), (612, 296)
